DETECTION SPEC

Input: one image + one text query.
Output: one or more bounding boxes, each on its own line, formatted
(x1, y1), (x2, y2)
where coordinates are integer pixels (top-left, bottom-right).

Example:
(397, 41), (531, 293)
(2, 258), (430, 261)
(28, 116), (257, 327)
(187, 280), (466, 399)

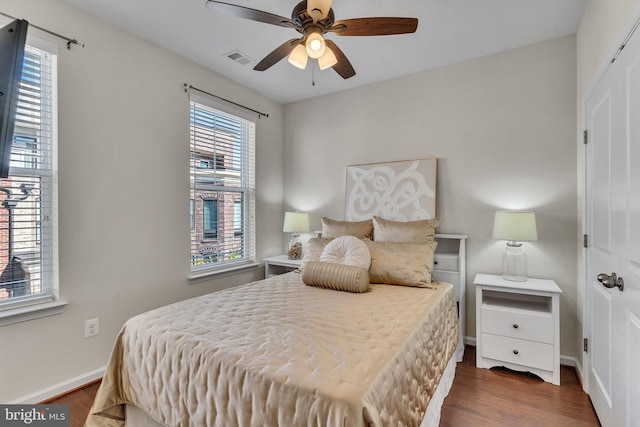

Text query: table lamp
(283, 212), (309, 260)
(492, 211), (537, 281)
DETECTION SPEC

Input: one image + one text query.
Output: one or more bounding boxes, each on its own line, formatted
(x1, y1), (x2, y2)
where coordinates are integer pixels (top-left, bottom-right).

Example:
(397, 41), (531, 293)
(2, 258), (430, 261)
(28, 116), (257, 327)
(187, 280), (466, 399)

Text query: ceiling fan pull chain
(312, 64), (316, 86)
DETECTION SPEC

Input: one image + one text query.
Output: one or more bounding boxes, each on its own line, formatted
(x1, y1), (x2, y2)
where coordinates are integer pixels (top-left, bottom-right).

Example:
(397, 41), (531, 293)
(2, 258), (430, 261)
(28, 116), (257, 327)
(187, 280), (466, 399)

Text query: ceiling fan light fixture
(288, 44), (308, 69)
(317, 46), (337, 70)
(305, 31), (326, 59)
(307, 0), (333, 22)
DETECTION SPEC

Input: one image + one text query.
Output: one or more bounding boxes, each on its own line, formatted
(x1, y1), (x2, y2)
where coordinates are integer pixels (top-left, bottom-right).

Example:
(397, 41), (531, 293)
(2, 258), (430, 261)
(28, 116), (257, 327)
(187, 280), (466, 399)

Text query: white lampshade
(318, 46), (337, 70)
(288, 44), (308, 69)
(308, 0), (333, 22)
(305, 31), (326, 59)
(283, 212), (310, 233)
(492, 211), (538, 242)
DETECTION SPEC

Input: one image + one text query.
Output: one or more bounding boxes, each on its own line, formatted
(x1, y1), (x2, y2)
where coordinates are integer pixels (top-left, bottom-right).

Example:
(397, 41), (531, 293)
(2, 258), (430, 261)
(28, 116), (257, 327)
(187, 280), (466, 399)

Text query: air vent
(225, 50), (254, 66)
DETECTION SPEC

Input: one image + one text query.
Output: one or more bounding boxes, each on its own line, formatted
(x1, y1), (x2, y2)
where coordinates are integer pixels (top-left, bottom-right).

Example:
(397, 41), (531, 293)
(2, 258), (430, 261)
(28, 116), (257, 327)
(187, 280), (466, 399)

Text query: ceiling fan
(205, 0), (419, 79)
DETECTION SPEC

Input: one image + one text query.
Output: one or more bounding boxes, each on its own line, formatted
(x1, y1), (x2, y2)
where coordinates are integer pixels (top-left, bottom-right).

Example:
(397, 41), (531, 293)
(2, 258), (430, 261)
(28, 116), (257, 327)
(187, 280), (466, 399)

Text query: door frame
(581, 9), (640, 395)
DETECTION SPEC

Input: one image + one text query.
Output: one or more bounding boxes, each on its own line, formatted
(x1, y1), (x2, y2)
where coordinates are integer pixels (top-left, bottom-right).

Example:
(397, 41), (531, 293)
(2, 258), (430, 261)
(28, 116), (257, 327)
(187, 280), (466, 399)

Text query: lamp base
(502, 242), (527, 282)
(502, 274), (528, 282)
(288, 233), (303, 260)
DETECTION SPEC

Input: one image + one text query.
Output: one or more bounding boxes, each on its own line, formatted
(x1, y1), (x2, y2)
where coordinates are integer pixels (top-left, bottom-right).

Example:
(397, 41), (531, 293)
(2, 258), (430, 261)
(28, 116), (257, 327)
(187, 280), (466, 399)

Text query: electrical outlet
(85, 318), (99, 338)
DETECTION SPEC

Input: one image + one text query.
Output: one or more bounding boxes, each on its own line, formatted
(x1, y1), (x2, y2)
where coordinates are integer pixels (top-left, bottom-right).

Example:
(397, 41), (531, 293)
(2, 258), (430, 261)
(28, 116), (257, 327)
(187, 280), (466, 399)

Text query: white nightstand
(264, 255), (302, 278)
(433, 234), (467, 362)
(474, 273), (562, 385)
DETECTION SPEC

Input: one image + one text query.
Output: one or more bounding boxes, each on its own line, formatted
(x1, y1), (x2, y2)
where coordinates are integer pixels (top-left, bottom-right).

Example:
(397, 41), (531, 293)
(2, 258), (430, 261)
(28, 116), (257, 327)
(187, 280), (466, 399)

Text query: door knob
(597, 272), (624, 291)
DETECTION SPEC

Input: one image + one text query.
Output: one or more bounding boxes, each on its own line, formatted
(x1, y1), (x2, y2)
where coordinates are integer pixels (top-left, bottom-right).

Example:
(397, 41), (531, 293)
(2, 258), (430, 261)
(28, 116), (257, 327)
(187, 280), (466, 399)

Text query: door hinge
(583, 129), (588, 144)
(583, 234), (588, 248)
(584, 338), (588, 353)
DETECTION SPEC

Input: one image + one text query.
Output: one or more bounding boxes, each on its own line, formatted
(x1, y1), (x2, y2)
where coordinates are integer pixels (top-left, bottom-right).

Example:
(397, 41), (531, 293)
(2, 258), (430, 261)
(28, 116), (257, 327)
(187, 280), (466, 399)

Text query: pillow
(365, 240), (438, 287)
(302, 261), (369, 293)
(321, 217), (373, 239)
(320, 236), (371, 269)
(372, 216), (438, 243)
(301, 238), (333, 271)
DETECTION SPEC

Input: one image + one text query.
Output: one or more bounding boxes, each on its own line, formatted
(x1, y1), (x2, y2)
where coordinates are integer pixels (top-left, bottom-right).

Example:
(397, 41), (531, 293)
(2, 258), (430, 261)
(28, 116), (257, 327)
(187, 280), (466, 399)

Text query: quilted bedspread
(86, 272), (458, 427)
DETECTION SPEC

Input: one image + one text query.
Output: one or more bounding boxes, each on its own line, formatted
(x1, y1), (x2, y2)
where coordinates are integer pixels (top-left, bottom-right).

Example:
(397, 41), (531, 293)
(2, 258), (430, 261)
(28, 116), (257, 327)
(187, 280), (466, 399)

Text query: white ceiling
(61, 0), (587, 104)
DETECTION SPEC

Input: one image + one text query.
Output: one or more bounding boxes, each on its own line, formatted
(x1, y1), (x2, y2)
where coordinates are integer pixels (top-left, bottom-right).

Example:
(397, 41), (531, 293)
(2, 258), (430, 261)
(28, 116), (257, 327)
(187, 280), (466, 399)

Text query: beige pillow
(372, 216), (438, 243)
(302, 261), (369, 293)
(320, 236), (371, 269)
(321, 217), (373, 239)
(365, 240), (438, 287)
(301, 238), (333, 271)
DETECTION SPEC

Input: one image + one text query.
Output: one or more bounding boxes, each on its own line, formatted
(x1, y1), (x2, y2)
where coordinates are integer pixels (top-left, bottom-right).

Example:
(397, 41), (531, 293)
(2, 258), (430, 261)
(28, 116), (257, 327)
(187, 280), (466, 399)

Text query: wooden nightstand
(474, 273), (562, 385)
(264, 255), (302, 278)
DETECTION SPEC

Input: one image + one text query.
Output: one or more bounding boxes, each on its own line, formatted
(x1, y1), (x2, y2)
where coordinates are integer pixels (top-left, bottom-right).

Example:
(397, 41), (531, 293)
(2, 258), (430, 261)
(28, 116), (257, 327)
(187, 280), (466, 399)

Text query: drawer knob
(513, 349), (519, 355)
(512, 324), (519, 329)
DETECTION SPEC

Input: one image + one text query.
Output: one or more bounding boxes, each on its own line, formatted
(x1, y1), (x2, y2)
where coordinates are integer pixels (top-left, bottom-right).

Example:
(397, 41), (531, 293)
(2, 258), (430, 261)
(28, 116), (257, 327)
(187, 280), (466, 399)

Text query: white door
(585, 21), (640, 427)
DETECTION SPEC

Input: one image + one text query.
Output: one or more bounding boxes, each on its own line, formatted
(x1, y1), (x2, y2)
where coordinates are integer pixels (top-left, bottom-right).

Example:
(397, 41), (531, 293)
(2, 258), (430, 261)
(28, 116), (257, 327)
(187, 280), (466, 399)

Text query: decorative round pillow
(320, 235), (371, 269)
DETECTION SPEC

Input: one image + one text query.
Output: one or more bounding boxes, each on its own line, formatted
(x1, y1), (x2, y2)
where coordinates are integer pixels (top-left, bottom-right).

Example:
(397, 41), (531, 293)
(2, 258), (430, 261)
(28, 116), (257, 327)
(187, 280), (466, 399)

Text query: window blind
(0, 45), (56, 309)
(189, 98), (255, 274)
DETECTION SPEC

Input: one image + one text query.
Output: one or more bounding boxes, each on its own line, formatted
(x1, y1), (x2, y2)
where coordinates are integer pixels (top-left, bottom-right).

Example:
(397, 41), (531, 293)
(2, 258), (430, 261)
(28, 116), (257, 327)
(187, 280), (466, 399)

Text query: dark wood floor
(42, 380), (101, 427)
(44, 346), (600, 427)
(440, 347), (601, 426)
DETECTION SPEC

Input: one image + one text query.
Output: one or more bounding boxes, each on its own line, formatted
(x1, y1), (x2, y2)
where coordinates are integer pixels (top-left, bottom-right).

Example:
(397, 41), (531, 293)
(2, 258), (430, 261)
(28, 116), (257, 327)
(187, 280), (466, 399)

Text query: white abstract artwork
(346, 159), (437, 221)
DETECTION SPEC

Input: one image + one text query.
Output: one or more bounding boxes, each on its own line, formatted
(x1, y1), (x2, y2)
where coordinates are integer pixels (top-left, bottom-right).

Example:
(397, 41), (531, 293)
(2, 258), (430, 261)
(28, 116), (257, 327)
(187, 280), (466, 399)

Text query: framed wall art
(345, 158), (437, 221)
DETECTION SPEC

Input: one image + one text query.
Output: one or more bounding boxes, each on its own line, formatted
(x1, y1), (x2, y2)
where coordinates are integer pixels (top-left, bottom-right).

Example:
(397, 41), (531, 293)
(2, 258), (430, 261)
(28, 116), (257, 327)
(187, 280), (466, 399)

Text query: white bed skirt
(124, 353), (457, 427)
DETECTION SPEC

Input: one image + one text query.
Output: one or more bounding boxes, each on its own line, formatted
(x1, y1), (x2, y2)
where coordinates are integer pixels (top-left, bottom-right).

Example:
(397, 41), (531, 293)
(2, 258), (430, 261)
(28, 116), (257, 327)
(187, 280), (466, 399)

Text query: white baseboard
(464, 336), (476, 346)
(560, 355), (577, 367)
(9, 367), (105, 404)
(574, 359), (585, 390)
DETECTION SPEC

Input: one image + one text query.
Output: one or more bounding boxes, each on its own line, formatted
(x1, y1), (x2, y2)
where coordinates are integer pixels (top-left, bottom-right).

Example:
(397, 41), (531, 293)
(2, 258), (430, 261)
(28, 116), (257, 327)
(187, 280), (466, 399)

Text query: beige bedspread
(86, 272), (458, 427)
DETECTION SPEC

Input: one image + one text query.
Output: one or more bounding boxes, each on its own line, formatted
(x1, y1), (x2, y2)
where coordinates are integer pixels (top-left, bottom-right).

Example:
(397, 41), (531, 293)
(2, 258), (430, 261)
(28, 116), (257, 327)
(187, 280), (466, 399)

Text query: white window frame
(0, 34), (64, 326)
(188, 93), (256, 279)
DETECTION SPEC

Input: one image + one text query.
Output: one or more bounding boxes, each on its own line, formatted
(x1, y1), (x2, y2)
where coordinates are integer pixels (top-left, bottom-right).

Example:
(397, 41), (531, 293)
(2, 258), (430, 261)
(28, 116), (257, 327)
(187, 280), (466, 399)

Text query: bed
(87, 266), (458, 427)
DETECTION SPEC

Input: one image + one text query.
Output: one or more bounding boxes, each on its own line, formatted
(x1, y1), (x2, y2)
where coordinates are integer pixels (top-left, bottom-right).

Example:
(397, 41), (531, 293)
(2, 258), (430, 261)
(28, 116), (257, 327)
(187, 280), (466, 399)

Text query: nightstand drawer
(482, 305), (553, 344)
(481, 333), (554, 371)
(433, 253), (459, 271)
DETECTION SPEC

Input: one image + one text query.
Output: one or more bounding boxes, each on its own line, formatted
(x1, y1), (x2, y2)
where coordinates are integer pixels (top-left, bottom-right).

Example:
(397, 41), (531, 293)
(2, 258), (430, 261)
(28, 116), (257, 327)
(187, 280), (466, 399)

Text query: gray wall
(283, 35), (579, 359)
(0, 0), (284, 402)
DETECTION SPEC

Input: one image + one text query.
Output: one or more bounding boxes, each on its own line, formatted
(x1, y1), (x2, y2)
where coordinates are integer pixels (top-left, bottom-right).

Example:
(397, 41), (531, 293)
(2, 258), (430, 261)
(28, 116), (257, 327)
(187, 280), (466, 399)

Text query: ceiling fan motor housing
(292, 1), (335, 31)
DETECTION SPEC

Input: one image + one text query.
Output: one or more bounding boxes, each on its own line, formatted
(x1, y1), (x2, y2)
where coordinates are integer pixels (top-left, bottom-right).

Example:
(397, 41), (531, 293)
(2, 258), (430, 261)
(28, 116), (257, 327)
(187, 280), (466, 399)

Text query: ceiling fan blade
(330, 17), (418, 36)
(205, 1), (296, 28)
(254, 39), (303, 71)
(324, 40), (355, 79)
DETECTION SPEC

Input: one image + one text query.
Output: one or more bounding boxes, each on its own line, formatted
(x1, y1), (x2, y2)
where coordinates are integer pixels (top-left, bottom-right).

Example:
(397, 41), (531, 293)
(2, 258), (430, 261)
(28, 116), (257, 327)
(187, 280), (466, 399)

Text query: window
(202, 199), (218, 240)
(0, 43), (57, 313)
(189, 96), (255, 275)
(233, 200), (242, 237)
(189, 199), (194, 230)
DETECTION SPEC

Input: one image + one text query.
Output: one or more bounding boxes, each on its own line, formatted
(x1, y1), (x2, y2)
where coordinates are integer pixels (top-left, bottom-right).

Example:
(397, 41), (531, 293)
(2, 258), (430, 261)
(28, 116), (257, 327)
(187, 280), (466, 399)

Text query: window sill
(0, 300), (69, 327)
(189, 261), (260, 284)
